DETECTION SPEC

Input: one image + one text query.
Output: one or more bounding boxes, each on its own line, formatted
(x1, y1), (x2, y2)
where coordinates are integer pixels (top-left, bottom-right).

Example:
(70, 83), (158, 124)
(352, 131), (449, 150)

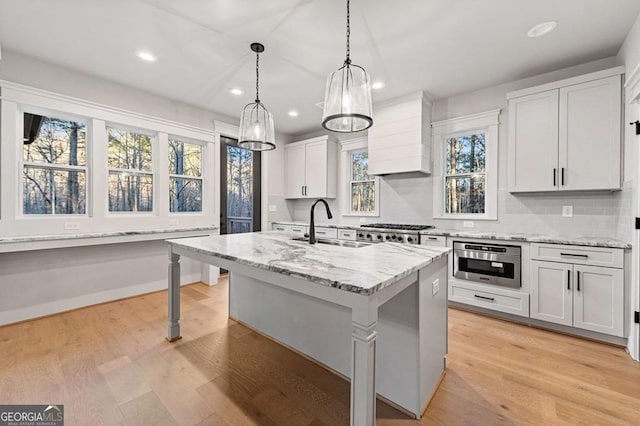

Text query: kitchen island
(166, 232), (450, 425)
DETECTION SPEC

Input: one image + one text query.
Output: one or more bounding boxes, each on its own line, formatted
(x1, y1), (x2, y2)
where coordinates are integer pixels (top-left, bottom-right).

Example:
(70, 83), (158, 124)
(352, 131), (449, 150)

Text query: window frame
(168, 136), (205, 215)
(20, 107), (91, 217)
(106, 125), (156, 215)
(340, 137), (380, 217)
(432, 109), (500, 220)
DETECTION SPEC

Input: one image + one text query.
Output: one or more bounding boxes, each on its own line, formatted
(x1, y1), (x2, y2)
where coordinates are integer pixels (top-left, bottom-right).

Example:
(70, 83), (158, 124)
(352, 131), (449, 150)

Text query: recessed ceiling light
(371, 81), (385, 90)
(527, 21), (558, 38)
(288, 110), (299, 117)
(230, 88), (243, 96)
(137, 50), (157, 62)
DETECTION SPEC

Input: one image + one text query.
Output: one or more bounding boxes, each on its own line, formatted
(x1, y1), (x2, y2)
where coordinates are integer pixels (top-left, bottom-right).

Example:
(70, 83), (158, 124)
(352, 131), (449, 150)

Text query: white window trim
(431, 109), (500, 220)
(0, 80), (217, 239)
(340, 137), (380, 217)
(168, 137), (204, 214)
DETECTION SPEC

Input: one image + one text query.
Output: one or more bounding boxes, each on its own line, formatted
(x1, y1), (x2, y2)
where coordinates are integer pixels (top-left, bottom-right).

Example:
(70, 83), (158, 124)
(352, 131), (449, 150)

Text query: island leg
(351, 305), (378, 426)
(167, 249), (182, 342)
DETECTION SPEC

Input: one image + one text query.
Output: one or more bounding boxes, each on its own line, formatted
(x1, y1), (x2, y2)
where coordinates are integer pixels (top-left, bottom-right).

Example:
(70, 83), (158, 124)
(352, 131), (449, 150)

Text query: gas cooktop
(361, 223), (435, 231)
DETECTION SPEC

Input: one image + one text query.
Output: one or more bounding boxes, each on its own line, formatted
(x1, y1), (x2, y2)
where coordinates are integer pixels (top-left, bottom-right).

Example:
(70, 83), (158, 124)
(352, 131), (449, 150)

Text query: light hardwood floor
(1, 277), (639, 425)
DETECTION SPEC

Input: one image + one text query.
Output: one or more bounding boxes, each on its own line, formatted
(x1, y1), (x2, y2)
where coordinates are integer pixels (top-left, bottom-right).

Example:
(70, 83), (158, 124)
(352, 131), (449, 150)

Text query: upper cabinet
(507, 67), (623, 193)
(367, 93), (432, 175)
(284, 136), (338, 199)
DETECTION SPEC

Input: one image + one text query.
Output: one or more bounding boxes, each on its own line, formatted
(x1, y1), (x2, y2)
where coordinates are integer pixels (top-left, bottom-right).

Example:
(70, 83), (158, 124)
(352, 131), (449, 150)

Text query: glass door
(220, 136), (261, 236)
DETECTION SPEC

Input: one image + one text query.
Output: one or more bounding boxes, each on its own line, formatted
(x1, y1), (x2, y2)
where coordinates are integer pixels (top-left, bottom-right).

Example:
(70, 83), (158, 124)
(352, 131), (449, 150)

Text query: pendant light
(238, 42), (276, 151)
(321, 0), (373, 133)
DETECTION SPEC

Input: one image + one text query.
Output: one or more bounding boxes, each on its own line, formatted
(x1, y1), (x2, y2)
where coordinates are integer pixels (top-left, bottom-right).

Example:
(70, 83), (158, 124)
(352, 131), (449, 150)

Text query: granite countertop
(168, 231), (450, 296)
(271, 221), (630, 249)
(0, 226), (219, 244)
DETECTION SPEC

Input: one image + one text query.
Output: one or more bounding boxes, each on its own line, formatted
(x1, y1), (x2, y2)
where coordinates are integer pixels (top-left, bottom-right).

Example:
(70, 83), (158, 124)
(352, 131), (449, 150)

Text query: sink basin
(291, 237), (372, 248)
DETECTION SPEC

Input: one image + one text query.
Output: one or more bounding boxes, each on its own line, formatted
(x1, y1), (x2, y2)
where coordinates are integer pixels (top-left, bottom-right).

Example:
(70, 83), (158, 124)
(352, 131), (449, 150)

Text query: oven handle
(454, 250), (521, 262)
(474, 294), (495, 301)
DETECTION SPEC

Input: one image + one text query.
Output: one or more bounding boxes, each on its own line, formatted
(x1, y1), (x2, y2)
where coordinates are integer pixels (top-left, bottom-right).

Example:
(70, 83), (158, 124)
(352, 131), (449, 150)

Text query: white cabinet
(507, 68), (623, 193)
(338, 229), (357, 241)
(285, 136), (338, 199)
(530, 243), (625, 337)
(368, 93), (431, 175)
(420, 235), (446, 247)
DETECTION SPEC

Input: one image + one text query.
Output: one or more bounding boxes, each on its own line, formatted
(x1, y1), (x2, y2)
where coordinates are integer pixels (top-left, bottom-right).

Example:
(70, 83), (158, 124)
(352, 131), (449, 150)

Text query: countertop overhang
(167, 231), (450, 296)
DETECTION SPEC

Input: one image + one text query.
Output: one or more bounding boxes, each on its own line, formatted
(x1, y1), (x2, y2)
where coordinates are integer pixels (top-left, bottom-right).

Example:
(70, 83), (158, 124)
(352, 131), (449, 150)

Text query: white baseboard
(0, 272), (200, 326)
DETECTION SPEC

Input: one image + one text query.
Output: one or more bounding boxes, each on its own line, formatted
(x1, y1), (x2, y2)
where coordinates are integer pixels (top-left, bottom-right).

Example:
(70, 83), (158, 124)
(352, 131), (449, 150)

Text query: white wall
(289, 57), (630, 240)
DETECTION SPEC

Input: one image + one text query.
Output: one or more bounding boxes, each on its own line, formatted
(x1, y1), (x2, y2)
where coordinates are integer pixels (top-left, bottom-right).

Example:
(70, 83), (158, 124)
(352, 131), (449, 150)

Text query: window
(341, 138), (379, 216)
(444, 133), (486, 214)
(432, 109), (500, 220)
(22, 113), (87, 215)
(107, 127), (153, 212)
(169, 139), (203, 213)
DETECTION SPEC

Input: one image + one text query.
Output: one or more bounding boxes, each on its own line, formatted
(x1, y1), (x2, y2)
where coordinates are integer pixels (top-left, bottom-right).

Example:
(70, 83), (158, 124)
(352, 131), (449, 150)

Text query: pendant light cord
(345, 0), (351, 65)
(255, 51), (260, 103)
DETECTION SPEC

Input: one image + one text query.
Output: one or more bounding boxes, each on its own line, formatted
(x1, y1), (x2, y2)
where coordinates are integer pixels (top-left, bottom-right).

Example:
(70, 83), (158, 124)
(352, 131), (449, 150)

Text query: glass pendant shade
(322, 63), (373, 132)
(238, 100), (275, 151)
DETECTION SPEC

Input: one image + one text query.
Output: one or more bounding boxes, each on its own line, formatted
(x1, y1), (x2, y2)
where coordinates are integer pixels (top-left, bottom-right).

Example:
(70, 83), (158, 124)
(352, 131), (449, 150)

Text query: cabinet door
(559, 76), (622, 191)
(530, 260), (573, 326)
(573, 265), (624, 336)
(507, 90), (559, 192)
(304, 140), (327, 198)
(285, 144), (306, 199)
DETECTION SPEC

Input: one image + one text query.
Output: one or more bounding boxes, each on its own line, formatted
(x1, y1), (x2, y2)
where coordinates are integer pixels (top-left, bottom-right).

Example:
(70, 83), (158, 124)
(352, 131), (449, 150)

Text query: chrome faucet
(309, 199), (333, 244)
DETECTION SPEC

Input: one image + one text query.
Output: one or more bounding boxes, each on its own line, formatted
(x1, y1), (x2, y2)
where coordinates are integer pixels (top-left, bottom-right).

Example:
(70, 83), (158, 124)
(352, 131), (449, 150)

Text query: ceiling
(0, 0), (639, 136)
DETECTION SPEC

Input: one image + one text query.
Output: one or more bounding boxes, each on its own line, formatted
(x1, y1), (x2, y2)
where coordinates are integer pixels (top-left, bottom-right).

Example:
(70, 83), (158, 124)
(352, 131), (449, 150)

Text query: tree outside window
(350, 150), (376, 214)
(444, 133), (486, 214)
(23, 113), (87, 215)
(107, 128), (153, 212)
(169, 139), (203, 213)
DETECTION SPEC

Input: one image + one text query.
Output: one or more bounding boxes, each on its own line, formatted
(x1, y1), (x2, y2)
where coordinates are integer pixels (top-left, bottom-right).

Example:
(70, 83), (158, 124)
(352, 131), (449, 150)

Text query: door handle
(561, 168), (565, 186)
(577, 271), (580, 292)
(567, 269), (571, 290)
(553, 168), (557, 186)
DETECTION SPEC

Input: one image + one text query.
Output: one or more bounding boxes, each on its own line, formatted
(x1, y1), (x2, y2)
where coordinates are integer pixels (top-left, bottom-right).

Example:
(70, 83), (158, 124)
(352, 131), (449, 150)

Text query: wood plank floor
(1, 277), (639, 425)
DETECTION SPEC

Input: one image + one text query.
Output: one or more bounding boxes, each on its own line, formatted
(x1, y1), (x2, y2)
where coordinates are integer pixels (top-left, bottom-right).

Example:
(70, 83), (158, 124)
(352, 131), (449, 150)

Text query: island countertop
(167, 231), (450, 296)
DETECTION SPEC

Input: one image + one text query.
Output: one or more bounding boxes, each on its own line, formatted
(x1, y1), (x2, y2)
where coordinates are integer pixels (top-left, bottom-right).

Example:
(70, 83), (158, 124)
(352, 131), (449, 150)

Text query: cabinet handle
(301, 186), (304, 196)
(561, 168), (565, 186)
(560, 253), (588, 259)
(553, 168), (557, 186)
(474, 294), (495, 301)
(567, 269), (571, 290)
(428, 237), (439, 240)
(577, 271), (580, 292)
(304, 185), (307, 196)
(316, 231), (326, 235)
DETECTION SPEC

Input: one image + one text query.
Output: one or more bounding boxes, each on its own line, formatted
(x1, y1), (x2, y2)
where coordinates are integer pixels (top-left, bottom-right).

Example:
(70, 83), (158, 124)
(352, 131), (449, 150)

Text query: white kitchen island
(166, 232), (450, 425)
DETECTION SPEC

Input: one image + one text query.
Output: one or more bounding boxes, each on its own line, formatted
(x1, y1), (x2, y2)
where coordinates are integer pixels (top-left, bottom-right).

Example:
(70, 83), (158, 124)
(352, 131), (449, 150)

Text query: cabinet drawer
(420, 235), (446, 247)
(272, 224), (291, 232)
(530, 243), (623, 268)
(314, 227), (338, 239)
(338, 229), (357, 241)
(290, 225), (307, 235)
(449, 281), (529, 317)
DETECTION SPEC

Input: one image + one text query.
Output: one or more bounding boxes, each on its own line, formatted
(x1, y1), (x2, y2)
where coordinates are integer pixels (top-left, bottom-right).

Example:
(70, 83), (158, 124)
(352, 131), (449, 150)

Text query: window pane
(23, 167), (86, 215)
(170, 178), (202, 212)
(107, 128), (152, 171)
(169, 140), (202, 177)
(445, 133), (486, 175)
(227, 146), (253, 218)
(23, 114), (86, 166)
(352, 151), (371, 181)
(108, 172), (153, 212)
(445, 175), (485, 214)
(351, 181), (375, 213)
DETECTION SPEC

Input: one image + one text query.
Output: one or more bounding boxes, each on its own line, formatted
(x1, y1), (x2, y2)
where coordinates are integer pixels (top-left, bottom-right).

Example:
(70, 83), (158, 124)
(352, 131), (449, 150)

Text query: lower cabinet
(530, 260), (624, 337)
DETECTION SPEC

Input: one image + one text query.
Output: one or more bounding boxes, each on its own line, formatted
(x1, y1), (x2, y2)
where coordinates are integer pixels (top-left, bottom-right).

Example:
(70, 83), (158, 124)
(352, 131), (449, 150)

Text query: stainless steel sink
(291, 237), (372, 248)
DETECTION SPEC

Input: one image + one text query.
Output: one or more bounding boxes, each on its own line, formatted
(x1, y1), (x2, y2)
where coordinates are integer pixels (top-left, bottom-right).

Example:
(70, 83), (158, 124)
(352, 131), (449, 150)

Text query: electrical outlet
(168, 219), (179, 226)
(463, 221), (475, 228)
(64, 221), (80, 230)
(562, 205), (573, 217)
(432, 279), (440, 296)
(268, 204), (277, 212)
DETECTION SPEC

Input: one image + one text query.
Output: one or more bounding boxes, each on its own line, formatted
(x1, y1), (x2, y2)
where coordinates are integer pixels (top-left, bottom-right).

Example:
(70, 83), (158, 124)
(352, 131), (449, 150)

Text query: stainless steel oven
(453, 241), (521, 289)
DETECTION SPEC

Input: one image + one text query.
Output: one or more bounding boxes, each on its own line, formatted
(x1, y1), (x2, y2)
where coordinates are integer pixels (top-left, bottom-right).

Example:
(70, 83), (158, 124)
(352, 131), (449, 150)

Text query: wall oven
(453, 241), (521, 289)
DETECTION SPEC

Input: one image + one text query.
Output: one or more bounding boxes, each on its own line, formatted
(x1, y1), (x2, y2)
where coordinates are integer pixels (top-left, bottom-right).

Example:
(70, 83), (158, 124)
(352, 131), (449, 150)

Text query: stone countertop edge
(0, 226), (219, 244)
(167, 233), (451, 296)
(271, 221), (630, 249)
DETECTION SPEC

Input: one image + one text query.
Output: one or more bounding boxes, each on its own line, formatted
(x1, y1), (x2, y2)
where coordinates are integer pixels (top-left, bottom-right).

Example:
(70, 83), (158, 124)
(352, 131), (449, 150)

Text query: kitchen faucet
(308, 199), (333, 244)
